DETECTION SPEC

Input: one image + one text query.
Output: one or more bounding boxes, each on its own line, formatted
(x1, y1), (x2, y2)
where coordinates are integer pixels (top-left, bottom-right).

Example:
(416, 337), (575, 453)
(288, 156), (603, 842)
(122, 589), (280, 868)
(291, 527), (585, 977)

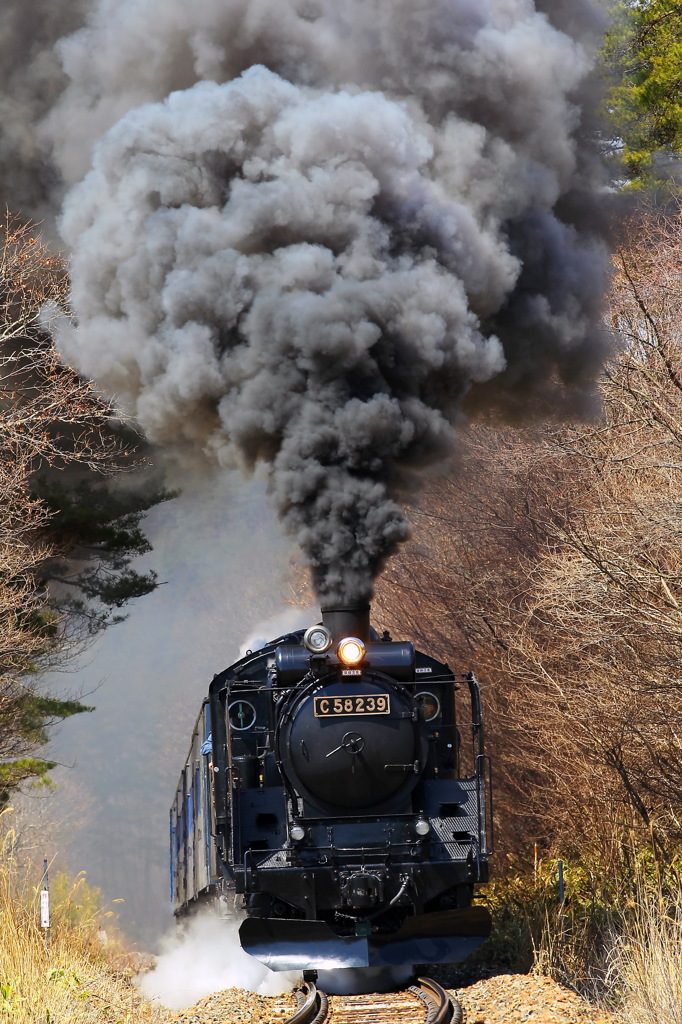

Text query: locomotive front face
(234, 631), (491, 970)
(173, 609), (492, 974)
(278, 675), (428, 813)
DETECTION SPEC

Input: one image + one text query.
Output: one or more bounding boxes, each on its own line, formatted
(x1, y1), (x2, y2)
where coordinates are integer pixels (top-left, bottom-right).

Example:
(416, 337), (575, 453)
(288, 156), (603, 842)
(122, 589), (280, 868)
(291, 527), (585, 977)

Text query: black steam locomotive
(170, 605), (492, 973)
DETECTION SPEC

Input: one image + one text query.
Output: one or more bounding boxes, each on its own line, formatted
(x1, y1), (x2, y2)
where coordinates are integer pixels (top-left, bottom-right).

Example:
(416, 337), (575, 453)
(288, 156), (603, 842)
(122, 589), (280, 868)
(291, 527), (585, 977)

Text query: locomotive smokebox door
(278, 678), (428, 813)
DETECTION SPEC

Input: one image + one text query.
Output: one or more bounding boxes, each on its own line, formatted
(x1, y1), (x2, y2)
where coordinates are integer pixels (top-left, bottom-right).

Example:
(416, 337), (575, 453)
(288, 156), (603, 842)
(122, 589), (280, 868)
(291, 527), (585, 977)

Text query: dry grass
(531, 868), (682, 1024)
(604, 887), (682, 1024)
(0, 816), (170, 1024)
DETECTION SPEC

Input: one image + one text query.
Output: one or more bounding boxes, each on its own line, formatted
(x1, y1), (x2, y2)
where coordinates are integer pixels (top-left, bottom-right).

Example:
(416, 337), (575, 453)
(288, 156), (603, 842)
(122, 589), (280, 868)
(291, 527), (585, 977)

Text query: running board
(240, 905), (491, 972)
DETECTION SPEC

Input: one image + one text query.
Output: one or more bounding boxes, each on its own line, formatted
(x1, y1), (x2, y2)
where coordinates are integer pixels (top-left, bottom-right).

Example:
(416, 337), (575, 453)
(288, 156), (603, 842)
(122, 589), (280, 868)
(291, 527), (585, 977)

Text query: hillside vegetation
(0, 825), (167, 1023)
(0, 217), (171, 806)
(375, 203), (682, 1016)
(4, 2), (682, 1019)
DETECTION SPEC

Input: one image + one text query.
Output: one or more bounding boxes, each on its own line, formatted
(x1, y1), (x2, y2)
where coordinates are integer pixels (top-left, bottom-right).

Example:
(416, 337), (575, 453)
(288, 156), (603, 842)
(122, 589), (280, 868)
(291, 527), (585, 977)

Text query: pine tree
(0, 215), (172, 801)
(602, 0), (682, 185)
(34, 475), (176, 639)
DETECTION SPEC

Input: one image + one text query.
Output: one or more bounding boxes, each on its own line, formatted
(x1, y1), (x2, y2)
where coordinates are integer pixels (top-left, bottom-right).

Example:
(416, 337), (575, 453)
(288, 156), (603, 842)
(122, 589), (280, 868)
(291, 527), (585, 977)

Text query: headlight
(303, 625), (333, 653)
(415, 818), (431, 836)
(290, 824), (306, 842)
(337, 637), (366, 666)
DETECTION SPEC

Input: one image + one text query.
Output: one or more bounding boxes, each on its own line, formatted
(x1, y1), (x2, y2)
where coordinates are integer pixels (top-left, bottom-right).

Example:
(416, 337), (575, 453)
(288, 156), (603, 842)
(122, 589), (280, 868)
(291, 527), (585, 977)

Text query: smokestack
(321, 604), (370, 643)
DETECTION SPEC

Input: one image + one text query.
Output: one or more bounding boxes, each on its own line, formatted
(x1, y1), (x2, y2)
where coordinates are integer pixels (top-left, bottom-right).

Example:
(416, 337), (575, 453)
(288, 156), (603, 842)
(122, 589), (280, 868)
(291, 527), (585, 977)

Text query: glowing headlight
(415, 818), (431, 836)
(303, 625), (333, 653)
(337, 637), (366, 666)
(290, 824), (306, 842)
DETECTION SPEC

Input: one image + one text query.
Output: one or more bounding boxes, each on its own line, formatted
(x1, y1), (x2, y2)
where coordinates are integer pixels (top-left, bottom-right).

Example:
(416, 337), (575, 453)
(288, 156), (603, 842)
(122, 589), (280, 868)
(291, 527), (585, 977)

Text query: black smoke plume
(0, 0), (83, 222)
(47, 0), (611, 604)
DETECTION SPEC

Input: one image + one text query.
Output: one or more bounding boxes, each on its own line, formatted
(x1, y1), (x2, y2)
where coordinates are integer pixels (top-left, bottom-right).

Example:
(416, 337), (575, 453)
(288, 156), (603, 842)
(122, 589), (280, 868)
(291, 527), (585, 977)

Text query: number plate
(314, 694), (391, 717)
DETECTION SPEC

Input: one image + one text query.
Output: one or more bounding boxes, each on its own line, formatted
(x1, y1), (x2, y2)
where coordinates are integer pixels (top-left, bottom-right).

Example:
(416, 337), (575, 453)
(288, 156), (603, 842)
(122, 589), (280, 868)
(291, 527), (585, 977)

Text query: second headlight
(303, 625), (333, 653)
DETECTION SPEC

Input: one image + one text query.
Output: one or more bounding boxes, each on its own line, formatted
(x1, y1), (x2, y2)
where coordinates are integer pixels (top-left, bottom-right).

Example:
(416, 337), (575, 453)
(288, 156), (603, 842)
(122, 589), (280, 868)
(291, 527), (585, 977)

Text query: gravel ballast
(156, 974), (620, 1024)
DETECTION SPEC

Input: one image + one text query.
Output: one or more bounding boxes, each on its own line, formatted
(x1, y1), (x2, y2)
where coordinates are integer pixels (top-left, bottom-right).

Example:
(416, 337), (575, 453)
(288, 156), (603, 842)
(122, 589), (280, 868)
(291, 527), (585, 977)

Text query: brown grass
(604, 885), (682, 1024)
(530, 865), (682, 1024)
(0, 815), (170, 1024)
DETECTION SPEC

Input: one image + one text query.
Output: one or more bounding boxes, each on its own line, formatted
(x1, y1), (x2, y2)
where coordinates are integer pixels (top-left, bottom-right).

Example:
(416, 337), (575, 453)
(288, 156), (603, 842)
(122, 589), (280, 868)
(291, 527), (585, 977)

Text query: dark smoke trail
(0, 0), (84, 224)
(50, 0), (611, 604)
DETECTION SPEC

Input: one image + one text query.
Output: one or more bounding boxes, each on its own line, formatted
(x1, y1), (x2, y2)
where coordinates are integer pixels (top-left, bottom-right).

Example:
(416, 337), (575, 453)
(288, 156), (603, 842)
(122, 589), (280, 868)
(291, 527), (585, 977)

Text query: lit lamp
(337, 637), (366, 666)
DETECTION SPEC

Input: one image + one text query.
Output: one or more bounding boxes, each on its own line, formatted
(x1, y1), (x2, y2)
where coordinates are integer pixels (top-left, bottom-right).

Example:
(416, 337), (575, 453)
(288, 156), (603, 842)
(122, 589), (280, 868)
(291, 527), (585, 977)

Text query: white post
(40, 857), (50, 942)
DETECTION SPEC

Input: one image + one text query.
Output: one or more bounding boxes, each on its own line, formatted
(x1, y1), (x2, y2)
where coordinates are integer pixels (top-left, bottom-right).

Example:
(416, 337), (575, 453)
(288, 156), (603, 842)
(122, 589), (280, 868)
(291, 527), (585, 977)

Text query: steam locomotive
(170, 605), (492, 974)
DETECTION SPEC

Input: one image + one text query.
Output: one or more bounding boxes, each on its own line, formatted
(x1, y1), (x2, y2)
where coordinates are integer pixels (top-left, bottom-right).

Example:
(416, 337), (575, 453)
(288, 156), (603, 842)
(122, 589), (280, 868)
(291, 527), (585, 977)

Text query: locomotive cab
(170, 604), (492, 973)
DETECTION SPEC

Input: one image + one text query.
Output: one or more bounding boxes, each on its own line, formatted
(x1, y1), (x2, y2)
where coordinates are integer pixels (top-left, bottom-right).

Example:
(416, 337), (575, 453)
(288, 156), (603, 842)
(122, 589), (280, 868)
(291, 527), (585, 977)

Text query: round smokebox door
(284, 679), (420, 809)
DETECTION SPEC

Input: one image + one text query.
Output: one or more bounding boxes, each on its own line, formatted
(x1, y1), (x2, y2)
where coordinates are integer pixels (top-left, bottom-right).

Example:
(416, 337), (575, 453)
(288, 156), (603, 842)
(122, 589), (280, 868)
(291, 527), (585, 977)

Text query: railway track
(286, 977), (461, 1024)
(289, 981), (329, 1024)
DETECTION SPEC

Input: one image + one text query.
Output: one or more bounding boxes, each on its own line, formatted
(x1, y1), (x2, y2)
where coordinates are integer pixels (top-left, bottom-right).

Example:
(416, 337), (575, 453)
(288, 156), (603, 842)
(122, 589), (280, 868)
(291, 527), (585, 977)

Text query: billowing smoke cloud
(49, 0), (611, 604)
(0, 0), (83, 224)
(137, 909), (298, 1008)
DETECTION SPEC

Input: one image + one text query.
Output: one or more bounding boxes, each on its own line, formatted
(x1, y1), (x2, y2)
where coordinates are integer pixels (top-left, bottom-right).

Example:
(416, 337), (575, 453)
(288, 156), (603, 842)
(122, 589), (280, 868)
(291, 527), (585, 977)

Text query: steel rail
(286, 982), (329, 1024)
(413, 976), (462, 1024)
(285, 976), (461, 1024)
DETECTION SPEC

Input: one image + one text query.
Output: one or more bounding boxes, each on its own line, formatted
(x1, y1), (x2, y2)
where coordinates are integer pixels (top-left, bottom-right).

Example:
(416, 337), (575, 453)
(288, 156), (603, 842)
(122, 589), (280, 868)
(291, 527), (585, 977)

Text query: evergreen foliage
(602, 0), (682, 184)
(0, 694), (92, 804)
(0, 759), (58, 806)
(34, 477), (176, 636)
(0, 216), (174, 800)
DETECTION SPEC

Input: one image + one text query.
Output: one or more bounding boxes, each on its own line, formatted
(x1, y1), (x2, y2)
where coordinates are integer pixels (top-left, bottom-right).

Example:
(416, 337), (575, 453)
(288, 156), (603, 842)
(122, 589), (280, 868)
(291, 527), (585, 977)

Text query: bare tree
(376, 203), (682, 866)
(0, 216), (135, 798)
(506, 204), (682, 860)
